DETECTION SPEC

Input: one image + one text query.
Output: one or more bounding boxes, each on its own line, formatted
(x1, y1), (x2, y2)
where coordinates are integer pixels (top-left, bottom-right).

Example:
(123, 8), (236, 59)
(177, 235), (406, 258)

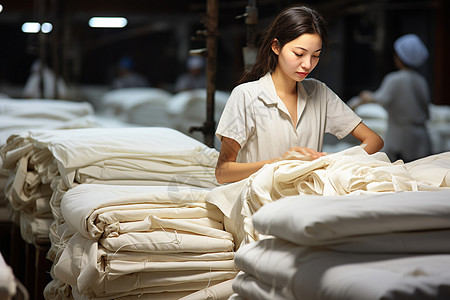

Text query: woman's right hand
(275, 147), (326, 162)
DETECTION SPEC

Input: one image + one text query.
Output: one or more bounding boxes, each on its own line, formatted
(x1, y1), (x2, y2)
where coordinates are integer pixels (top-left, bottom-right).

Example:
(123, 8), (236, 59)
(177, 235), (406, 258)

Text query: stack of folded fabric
(1, 126), (235, 299)
(0, 98), (97, 212)
(1, 126), (220, 251)
(46, 184), (236, 299)
(231, 190), (450, 299)
(0, 98), (96, 146)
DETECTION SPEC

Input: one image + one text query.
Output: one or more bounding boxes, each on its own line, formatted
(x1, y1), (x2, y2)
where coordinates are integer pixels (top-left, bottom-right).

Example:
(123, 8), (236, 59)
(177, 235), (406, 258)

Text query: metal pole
(204, 0), (218, 148)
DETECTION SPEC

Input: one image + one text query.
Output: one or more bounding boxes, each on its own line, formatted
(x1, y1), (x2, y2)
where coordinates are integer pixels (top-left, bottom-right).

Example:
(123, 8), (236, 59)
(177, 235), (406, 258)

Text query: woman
(215, 5), (383, 184)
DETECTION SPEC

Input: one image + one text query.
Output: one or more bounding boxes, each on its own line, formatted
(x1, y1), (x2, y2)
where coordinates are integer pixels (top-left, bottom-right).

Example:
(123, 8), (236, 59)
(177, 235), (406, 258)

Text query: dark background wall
(0, 0), (448, 105)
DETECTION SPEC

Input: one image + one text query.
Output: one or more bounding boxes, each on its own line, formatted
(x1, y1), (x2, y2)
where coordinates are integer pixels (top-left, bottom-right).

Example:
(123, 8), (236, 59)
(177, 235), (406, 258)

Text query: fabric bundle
(47, 184), (236, 299)
(207, 146), (448, 248)
(1, 126), (220, 248)
(231, 190), (450, 299)
(0, 98), (97, 147)
(0, 98), (98, 210)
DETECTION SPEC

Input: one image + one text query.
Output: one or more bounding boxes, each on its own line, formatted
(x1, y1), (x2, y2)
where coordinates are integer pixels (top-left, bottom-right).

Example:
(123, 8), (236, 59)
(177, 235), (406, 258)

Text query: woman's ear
(271, 39), (280, 55)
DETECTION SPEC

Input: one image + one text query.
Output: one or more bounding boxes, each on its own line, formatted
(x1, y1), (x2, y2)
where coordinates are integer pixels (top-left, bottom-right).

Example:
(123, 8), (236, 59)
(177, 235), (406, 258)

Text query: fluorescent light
(22, 22), (40, 33)
(0, 5), (3, 13)
(88, 17), (128, 28)
(41, 22), (53, 33)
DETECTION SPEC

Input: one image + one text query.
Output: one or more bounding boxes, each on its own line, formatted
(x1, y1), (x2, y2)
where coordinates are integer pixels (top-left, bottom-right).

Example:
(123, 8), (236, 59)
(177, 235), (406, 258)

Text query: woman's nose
(301, 58), (311, 70)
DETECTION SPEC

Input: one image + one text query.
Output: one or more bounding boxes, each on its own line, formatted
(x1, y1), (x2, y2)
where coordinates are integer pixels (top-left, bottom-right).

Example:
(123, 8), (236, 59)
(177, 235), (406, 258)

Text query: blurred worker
(111, 56), (150, 89)
(356, 34), (432, 163)
(174, 56), (206, 92)
(23, 59), (68, 99)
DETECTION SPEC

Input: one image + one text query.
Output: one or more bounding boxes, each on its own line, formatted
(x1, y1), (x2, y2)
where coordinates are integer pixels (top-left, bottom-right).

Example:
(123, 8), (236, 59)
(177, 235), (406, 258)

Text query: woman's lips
(297, 72), (309, 77)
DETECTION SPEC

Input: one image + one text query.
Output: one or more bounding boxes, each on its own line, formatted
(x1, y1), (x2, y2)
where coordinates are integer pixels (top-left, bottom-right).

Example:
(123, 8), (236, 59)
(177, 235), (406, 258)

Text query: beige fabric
(252, 190), (450, 250)
(52, 184), (237, 299)
(208, 146), (445, 247)
(180, 279), (234, 300)
(405, 151), (450, 187)
(234, 238), (450, 300)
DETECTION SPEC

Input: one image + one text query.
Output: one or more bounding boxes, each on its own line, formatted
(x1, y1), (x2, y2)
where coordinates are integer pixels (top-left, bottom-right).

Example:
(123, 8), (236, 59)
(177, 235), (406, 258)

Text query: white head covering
(394, 34), (429, 67)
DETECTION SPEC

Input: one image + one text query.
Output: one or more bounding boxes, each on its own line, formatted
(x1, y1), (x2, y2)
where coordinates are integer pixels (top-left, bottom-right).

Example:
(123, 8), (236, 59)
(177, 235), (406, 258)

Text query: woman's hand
(275, 147), (326, 162)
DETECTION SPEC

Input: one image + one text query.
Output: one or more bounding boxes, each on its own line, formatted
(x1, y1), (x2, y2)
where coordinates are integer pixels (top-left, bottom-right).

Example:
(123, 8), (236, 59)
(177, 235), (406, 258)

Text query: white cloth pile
(427, 103), (450, 154)
(167, 89), (229, 146)
(0, 126), (236, 299)
(231, 190), (450, 299)
(46, 184), (236, 299)
(0, 98), (98, 208)
(100, 87), (174, 127)
(0, 98), (97, 147)
(1, 127), (220, 247)
(207, 146), (449, 248)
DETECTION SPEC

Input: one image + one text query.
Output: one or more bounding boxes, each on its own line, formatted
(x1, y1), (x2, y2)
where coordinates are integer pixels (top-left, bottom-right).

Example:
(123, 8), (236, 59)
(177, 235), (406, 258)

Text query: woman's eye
(294, 53), (303, 57)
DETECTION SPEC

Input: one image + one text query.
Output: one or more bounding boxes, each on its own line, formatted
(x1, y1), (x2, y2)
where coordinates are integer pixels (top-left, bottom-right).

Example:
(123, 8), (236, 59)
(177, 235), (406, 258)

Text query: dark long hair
(239, 5), (328, 84)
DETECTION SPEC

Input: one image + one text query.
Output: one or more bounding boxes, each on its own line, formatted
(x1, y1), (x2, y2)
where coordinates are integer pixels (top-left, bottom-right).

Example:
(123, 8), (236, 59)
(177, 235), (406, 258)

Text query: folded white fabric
(232, 272), (287, 300)
(52, 184), (237, 299)
(252, 190), (450, 250)
(405, 151), (450, 187)
(61, 184), (225, 239)
(234, 238), (450, 300)
(19, 126), (219, 188)
(0, 98), (93, 119)
(1, 127), (220, 247)
(208, 146), (444, 248)
(179, 279), (234, 300)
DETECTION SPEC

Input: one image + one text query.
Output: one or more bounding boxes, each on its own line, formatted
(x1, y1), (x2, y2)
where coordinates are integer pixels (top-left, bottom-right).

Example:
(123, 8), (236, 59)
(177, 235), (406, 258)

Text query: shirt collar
(258, 72), (309, 105)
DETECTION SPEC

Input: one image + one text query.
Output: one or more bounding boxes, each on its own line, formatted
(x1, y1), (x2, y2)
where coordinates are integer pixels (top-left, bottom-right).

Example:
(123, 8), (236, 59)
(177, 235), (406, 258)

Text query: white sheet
(234, 238), (450, 300)
(60, 184), (225, 239)
(252, 190), (450, 249)
(405, 151), (450, 187)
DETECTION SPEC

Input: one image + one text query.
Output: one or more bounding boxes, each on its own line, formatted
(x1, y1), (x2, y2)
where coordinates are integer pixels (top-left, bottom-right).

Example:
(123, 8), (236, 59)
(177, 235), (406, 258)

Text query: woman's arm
(215, 137), (274, 184)
(350, 122), (384, 154)
(215, 137), (325, 184)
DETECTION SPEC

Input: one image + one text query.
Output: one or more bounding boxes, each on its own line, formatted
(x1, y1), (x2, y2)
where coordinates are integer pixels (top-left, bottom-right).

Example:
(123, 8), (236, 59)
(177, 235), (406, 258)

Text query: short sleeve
(324, 84), (362, 139)
(215, 85), (255, 147)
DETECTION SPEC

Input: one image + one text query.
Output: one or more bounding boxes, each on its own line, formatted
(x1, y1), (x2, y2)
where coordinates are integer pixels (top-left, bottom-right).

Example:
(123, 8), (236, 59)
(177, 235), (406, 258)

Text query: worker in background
(355, 34), (432, 163)
(174, 56), (207, 92)
(23, 59), (68, 99)
(111, 56), (150, 90)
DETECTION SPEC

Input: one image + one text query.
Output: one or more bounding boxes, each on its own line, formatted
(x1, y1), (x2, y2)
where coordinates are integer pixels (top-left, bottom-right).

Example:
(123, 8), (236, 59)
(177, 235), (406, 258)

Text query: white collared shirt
(216, 73), (361, 163)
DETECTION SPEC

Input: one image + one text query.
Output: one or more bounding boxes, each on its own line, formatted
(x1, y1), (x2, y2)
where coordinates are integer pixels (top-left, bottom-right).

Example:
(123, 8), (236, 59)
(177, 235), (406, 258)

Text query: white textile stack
(100, 87), (174, 127)
(46, 184), (236, 299)
(232, 190), (450, 299)
(1, 127), (220, 248)
(0, 98), (97, 208)
(207, 146), (448, 248)
(0, 98), (96, 147)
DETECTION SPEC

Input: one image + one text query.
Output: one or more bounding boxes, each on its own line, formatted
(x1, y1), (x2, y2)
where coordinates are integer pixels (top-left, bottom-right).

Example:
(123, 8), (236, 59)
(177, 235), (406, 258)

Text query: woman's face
(272, 33), (322, 82)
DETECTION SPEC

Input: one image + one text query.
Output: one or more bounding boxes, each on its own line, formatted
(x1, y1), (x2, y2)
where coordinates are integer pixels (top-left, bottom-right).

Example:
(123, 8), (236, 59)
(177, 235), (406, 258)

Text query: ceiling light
(88, 17), (128, 28)
(41, 22), (53, 33)
(22, 22), (40, 33)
